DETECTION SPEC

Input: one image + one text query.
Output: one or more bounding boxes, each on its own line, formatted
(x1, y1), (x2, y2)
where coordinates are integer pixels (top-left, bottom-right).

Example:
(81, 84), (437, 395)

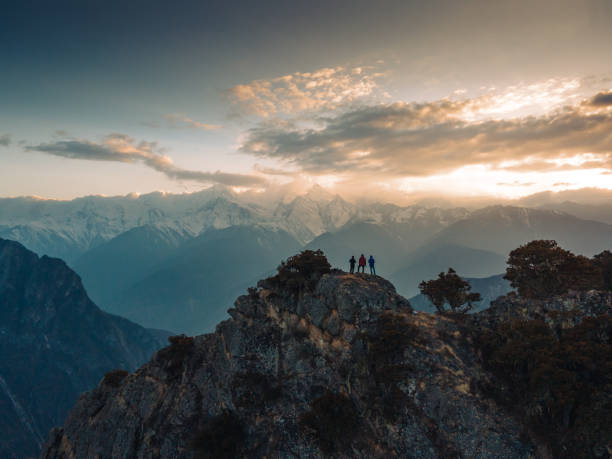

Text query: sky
(1, 0), (611, 201)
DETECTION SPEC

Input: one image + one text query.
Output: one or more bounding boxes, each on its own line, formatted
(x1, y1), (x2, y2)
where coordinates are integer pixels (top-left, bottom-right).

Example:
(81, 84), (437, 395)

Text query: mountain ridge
(0, 238), (168, 458)
(40, 266), (612, 458)
(40, 270), (536, 458)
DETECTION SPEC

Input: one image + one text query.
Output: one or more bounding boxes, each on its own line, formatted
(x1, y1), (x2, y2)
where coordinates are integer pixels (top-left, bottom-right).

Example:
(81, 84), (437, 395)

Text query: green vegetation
(157, 334), (195, 375)
(191, 410), (245, 459)
(267, 249), (331, 294)
(368, 312), (421, 381)
(594, 249), (612, 291)
(419, 268), (481, 313)
(231, 371), (281, 409)
(361, 311), (423, 421)
(504, 240), (606, 298)
(101, 369), (129, 388)
(476, 314), (612, 458)
(299, 391), (361, 454)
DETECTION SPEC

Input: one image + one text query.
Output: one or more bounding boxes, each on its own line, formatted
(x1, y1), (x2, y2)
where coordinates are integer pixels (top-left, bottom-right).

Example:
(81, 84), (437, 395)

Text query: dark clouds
(27, 134), (266, 187)
(590, 91), (612, 107)
(0, 134), (11, 147)
(241, 96), (612, 178)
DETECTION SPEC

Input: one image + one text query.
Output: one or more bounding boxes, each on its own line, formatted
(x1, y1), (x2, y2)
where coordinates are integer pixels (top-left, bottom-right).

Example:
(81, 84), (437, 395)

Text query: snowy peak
(302, 184), (336, 203)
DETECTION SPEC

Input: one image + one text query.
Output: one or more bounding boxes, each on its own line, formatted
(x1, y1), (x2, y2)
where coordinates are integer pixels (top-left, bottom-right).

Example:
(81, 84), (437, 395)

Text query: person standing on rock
(369, 255), (376, 275)
(358, 254), (366, 273)
(349, 255), (356, 274)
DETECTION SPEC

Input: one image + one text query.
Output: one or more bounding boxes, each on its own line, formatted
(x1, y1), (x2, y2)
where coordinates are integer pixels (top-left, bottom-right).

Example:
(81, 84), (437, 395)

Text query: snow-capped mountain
(0, 185), (472, 262)
(0, 187), (268, 261)
(273, 193), (354, 243)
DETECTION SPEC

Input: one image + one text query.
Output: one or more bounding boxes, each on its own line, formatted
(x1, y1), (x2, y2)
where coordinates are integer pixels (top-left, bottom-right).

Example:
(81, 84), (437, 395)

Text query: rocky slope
(42, 270), (545, 458)
(0, 238), (168, 458)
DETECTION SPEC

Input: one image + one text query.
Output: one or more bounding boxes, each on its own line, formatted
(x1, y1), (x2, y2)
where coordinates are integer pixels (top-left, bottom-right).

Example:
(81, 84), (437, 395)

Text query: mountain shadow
(72, 224), (191, 306)
(108, 226), (301, 335)
(0, 238), (167, 459)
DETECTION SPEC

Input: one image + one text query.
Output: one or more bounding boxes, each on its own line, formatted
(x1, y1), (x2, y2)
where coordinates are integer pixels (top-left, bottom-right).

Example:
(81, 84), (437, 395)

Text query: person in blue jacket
(368, 255), (376, 275)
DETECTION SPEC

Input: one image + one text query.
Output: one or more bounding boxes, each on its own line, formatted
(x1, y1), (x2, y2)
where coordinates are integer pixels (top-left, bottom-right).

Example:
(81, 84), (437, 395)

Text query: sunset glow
(1, 1), (611, 202)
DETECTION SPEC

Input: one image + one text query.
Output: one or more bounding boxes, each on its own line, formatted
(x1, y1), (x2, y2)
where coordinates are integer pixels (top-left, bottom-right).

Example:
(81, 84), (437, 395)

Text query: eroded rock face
(42, 272), (536, 458)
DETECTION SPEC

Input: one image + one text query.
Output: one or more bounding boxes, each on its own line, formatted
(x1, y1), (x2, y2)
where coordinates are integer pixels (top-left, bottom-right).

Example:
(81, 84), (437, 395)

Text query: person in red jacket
(358, 254), (366, 273)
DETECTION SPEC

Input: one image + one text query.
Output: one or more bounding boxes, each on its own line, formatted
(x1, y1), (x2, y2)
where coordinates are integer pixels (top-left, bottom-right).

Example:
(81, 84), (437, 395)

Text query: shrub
(475, 315), (612, 458)
(363, 312), (421, 420)
(368, 312), (422, 372)
(418, 268), (481, 313)
(299, 391), (361, 454)
(231, 371), (281, 408)
(191, 410), (245, 459)
(504, 240), (603, 299)
(101, 369), (129, 388)
(157, 334), (195, 375)
(594, 250), (612, 291)
(268, 250), (331, 294)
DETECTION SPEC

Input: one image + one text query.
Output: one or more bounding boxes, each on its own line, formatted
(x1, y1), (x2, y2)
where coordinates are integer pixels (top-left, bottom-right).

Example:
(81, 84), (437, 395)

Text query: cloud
(496, 181), (536, 187)
(162, 113), (223, 130)
(459, 77), (583, 120)
(590, 91), (612, 107)
(253, 164), (298, 176)
(26, 134), (266, 187)
(228, 65), (384, 117)
(240, 94), (612, 178)
(0, 134), (11, 147)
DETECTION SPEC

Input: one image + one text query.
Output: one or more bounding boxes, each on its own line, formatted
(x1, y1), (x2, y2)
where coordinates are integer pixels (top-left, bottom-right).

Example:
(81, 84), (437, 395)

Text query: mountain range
(2, 186), (612, 334)
(0, 238), (168, 458)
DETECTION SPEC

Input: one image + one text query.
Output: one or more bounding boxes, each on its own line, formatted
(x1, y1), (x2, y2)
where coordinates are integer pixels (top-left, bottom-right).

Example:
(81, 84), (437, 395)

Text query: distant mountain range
(390, 245), (508, 298)
(2, 186), (612, 334)
(88, 226), (301, 335)
(0, 238), (168, 458)
(428, 205), (612, 257)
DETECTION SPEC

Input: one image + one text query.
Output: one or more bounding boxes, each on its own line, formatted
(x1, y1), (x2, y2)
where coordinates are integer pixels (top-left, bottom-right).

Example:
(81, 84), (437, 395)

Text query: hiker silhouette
(368, 255), (376, 275)
(349, 255), (356, 274)
(358, 254), (366, 273)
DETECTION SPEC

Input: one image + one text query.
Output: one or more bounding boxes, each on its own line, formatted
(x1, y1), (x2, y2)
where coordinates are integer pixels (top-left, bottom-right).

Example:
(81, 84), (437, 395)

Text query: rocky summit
(41, 269), (612, 458)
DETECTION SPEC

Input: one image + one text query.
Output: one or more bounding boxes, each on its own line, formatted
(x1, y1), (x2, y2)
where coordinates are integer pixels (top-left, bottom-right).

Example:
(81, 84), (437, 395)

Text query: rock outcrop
(0, 238), (168, 458)
(42, 270), (542, 458)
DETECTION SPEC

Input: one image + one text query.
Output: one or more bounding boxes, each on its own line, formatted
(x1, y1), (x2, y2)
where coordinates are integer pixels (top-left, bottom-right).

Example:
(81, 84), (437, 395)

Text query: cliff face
(42, 271), (540, 458)
(0, 238), (167, 458)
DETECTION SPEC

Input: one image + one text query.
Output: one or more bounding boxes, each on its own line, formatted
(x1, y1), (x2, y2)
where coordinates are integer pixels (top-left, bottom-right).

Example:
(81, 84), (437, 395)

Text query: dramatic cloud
(26, 134), (266, 187)
(240, 95), (612, 178)
(590, 91), (612, 107)
(229, 66), (384, 117)
(0, 134), (11, 147)
(462, 78), (583, 119)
